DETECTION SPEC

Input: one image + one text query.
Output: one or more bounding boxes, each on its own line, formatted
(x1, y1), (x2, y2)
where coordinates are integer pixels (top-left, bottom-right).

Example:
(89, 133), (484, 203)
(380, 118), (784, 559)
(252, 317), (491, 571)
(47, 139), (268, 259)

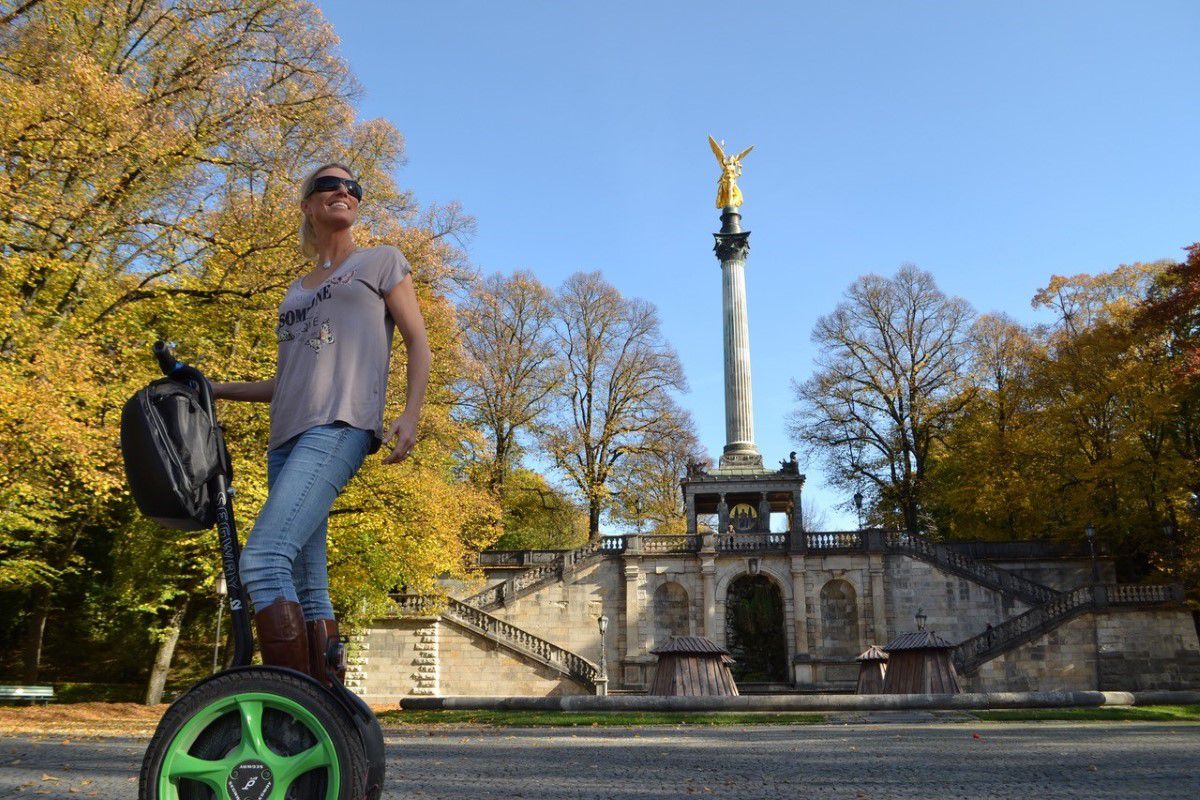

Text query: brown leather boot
(254, 600), (309, 674)
(306, 619), (346, 686)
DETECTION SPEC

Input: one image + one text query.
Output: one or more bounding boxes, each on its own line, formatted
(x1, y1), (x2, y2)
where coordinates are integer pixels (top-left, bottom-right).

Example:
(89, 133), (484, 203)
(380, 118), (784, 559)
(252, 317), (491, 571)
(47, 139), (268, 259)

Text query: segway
(122, 341), (385, 800)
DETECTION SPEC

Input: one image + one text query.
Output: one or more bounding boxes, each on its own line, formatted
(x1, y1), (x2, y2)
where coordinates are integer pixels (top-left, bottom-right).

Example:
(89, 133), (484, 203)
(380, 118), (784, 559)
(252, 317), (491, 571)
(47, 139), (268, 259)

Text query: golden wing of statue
(708, 135), (727, 166)
(733, 145), (754, 164)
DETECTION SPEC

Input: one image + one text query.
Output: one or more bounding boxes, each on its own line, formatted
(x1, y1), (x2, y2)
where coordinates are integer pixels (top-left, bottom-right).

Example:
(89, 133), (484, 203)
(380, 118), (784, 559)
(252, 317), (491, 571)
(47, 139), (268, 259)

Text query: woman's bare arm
(381, 274), (431, 464)
(212, 377), (275, 402)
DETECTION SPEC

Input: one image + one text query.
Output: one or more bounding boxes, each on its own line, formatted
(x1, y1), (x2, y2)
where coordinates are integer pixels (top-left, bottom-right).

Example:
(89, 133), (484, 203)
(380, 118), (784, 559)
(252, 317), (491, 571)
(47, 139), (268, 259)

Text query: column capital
(713, 231), (751, 263)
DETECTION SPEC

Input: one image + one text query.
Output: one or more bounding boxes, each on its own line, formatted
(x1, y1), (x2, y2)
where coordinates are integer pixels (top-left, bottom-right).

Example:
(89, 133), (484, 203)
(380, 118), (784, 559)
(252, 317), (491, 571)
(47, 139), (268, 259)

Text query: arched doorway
(725, 574), (788, 683)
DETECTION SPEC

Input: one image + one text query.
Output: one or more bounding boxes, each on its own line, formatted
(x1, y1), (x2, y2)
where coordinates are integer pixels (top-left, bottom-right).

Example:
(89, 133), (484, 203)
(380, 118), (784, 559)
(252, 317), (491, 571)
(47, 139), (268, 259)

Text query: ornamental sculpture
(708, 135), (754, 209)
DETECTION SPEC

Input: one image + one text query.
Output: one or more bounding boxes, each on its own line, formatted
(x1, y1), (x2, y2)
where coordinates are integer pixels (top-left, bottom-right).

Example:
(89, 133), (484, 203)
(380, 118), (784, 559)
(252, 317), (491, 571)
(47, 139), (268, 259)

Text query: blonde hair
(298, 162), (357, 258)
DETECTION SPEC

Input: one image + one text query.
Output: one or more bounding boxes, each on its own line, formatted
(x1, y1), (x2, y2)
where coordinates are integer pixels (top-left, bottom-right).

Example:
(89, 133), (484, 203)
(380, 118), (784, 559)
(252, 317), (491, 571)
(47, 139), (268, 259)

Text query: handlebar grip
(153, 340), (180, 377)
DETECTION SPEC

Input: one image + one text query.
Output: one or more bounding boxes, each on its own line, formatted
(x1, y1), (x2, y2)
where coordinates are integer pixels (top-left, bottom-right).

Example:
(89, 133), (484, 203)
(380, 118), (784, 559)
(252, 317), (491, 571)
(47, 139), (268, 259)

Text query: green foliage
(489, 468), (587, 552)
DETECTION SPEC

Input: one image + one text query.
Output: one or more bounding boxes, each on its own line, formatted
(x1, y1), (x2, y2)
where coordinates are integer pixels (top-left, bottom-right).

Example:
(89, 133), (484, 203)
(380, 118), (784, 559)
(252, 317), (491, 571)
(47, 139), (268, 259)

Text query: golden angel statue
(708, 135), (754, 209)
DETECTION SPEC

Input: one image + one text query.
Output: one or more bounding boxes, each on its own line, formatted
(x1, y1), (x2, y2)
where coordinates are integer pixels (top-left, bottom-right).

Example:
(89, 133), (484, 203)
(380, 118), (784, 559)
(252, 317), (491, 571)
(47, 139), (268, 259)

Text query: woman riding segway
(129, 163), (431, 799)
(215, 162), (430, 682)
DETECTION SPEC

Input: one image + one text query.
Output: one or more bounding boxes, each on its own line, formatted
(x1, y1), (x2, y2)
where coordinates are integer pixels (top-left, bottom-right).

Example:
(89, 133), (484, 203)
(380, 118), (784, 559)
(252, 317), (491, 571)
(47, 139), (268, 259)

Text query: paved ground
(2, 722), (1199, 798)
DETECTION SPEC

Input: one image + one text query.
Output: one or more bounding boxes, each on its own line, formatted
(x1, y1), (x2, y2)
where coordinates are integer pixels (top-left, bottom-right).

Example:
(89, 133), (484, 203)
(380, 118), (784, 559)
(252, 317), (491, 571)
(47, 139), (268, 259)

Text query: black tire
(139, 668), (368, 800)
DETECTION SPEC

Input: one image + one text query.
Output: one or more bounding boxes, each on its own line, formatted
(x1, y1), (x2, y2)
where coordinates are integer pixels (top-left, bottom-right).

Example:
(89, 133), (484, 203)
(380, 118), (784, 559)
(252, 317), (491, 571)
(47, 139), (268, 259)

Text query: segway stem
(153, 340), (255, 667)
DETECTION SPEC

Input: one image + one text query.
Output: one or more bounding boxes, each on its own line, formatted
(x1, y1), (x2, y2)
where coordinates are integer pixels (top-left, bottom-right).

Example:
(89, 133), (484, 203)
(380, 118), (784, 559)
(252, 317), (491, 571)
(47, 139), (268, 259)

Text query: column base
(718, 450), (764, 469)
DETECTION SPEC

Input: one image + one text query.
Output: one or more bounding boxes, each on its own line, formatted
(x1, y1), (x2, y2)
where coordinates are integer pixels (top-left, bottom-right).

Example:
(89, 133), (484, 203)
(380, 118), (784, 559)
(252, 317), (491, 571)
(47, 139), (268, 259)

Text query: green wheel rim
(157, 691), (341, 800)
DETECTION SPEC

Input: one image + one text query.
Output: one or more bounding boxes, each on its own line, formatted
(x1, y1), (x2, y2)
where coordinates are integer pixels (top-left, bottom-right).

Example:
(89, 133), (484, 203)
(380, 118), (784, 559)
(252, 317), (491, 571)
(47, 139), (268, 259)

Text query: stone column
(700, 556), (717, 639)
(757, 492), (771, 532)
(714, 207), (762, 469)
(790, 488), (804, 532)
(686, 493), (697, 534)
(789, 555), (813, 685)
(868, 553), (888, 645)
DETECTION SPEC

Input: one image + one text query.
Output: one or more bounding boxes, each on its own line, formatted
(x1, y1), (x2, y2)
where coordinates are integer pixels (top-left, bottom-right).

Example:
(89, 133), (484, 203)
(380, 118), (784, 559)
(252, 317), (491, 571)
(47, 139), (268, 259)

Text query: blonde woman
(212, 163), (431, 683)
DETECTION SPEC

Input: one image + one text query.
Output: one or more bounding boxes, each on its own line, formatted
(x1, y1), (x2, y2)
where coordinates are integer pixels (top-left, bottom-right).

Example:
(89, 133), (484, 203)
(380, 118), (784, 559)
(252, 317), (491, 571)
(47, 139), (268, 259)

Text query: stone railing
(390, 594), (445, 617)
(716, 532), (789, 552)
(805, 531), (865, 551)
(953, 582), (1185, 673)
(641, 534), (700, 554)
(1107, 583), (1184, 604)
(883, 530), (1059, 605)
(600, 535), (627, 552)
(443, 598), (600, 691)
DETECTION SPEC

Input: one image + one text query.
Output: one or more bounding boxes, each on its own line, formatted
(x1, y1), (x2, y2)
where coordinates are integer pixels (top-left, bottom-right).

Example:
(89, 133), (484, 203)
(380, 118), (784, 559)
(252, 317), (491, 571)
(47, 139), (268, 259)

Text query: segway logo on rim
(227, 761), (272, 800)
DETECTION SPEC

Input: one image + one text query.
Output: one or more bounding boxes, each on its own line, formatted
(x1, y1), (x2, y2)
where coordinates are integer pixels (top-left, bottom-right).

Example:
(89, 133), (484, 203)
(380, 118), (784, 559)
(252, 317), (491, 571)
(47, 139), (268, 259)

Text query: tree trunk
(588, 501), (601, 542)
(145, 598), (189, 705)
(22, 586), (51, 683)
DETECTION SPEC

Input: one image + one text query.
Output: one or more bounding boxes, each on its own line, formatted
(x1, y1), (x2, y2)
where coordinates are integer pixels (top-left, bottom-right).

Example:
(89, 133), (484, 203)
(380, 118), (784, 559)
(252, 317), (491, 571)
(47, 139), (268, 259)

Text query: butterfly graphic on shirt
(276, 324), (294, 342)
(306, 320), (335, 352)
(327, 268), (358, 287)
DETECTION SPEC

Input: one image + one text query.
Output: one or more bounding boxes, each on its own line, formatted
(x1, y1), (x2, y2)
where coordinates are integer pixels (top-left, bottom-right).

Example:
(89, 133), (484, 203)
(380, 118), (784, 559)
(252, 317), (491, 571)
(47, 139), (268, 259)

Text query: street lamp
(1085, 523), (1098, 584)
(634, 497), (643, 535)
(597, 615), (609, 680)
(915, 607), (927, 632)
(212, 571), (228, 674)
(853, 490), (864, 530)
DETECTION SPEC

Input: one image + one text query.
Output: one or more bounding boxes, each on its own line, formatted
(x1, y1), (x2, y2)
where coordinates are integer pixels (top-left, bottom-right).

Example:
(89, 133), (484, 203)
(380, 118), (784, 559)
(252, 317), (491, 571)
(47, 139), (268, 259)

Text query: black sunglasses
(306, 175), (363, 201)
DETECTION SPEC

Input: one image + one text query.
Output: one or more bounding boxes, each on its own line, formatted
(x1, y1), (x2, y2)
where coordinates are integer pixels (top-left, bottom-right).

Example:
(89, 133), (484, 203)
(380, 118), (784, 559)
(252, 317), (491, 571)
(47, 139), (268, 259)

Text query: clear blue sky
(318, 1), (1199, 528)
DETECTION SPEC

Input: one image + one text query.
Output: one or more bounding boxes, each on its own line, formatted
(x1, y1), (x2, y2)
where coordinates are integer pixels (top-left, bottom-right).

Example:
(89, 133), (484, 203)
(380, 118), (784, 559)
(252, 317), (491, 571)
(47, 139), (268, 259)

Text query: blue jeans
(239, 422), (373, 620)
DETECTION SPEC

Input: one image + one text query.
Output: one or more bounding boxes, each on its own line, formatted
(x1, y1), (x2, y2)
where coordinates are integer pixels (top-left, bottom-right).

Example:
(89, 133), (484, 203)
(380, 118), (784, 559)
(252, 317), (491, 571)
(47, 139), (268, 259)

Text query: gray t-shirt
(270, 245), (412, 453)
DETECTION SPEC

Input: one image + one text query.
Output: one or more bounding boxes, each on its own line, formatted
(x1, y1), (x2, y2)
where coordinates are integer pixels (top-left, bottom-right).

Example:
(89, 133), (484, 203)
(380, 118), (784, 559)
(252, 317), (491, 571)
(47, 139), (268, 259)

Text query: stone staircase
(953, 583), (1185, 674)
(462, 537), (618, 611)
(881, 530), (1060, 605)
(391, 594), (602, 693)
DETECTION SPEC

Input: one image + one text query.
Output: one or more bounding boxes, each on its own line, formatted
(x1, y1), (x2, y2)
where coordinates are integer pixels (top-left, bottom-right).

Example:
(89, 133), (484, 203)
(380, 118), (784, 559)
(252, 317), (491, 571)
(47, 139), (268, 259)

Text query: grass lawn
(376, 710), (827, 727)
(970, 705), (1200, 722)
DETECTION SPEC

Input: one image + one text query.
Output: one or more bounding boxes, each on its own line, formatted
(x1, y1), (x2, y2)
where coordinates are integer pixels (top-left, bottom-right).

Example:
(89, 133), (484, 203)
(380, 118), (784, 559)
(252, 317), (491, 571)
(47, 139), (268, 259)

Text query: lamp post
(634, 497), (644, 535)
(1085, 523), (1098, 584)
(597, 615), (609, 695)
(853, 490), (864, 530)
(212, 571), (228, 674)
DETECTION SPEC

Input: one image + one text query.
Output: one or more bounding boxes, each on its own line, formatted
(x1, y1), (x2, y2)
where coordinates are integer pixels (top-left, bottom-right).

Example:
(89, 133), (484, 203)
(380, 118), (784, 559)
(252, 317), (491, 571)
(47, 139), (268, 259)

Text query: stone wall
(352, 617), (437, 702)
(963, 608), (1200, 692)
(437, 619), (588, 697)
(1096, 608), (1200, 690)
(883, 558), (1027, 645)
(965, 613), (1098, 692)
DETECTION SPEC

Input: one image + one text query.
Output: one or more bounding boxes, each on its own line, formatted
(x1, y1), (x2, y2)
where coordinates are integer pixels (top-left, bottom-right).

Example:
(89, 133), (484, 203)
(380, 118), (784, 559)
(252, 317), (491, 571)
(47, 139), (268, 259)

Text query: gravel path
(2, 722), (1198, 798)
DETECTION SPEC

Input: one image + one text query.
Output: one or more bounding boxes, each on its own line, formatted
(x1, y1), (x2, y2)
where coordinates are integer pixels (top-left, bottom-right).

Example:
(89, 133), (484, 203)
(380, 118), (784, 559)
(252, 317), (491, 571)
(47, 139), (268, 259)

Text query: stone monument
(682, 139), (806, 538)
(708, 136), (762, 470)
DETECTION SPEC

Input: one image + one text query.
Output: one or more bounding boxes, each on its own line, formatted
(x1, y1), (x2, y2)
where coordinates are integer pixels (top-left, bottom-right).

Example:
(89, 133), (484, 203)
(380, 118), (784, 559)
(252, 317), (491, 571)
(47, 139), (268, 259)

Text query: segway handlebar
(152, 340), (216, 421)
(153, 339), (182, 377)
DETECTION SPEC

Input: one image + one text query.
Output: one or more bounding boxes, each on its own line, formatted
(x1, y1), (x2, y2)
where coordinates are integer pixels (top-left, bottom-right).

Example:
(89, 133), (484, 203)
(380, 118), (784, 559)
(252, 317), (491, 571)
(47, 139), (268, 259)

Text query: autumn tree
(543, 272), (688, 540)
(0, 0), (499, 691)
(1028, 263), (1192, 580)
(457, 271), (560, 492)
(488, 468), (587, 551)
(926, 313), (1055, 540)
(788, 265), (974, 532)
(609, 401), (702, 533)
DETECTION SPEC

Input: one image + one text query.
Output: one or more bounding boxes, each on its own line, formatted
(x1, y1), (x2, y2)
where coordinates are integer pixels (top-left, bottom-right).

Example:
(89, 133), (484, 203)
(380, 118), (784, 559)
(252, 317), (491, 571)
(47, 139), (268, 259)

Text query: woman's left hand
(382, 412), (418, 464)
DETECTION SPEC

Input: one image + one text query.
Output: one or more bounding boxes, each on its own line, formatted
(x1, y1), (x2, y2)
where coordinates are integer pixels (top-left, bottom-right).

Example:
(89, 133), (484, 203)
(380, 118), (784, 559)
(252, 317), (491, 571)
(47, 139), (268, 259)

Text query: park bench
(0, 685), (55, 704)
